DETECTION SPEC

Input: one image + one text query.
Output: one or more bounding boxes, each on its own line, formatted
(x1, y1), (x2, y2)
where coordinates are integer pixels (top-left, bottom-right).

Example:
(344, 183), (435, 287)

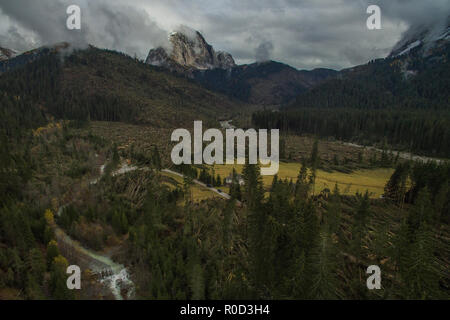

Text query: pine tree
(434, 181), (448, 223)
(244, 162), (271, 295)
(242, 162), (264, 209)
(152, 145), (162, 171)
(352, 191), (370, 262)
(401, 222), (440, 299)
(309, 139), (319, 195)
(384, 163), (409, 205)
(222, 198), (235, 253)
(327, 183), (342, 236)
(216, 174), (222, 187)
(183, 175), (193, 203)
(50, 255), (74, 300)
(229, 168), (242, 200)
(190, 263), (205, 300)
(279, 138), (286, 159)
(46, 240), (59, 269)
(408, 187), (435, 234)
(27, 248), (46, 285)
(295, 159), (310, 200)
(309, 228), (339, 299)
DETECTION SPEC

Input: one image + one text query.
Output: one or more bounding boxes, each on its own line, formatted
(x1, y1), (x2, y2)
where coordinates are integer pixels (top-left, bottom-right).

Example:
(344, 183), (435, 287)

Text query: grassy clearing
(211, 163), (393, 198)
(160, 171), (222, 202)
(160, 162), (393, 201)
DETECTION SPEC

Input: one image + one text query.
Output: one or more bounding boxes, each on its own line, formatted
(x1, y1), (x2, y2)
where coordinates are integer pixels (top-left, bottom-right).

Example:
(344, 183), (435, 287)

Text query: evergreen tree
(309, 228), (339, 299)
(384, 162), (409, 205)
(309, 139), (319, 194)
(50, 255), (74, 300)
(183, 175), (193, 203)
(222, 198), (235, 253)
(46, 240), (60, 269)
(152, 145), (162, 171)
(295, 159), (310, 200)
(327, 183), (342, 236)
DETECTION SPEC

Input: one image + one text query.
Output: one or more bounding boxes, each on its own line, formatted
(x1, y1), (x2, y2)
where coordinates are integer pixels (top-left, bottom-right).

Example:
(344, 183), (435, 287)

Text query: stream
(56, 159), (239, 299)
(56, 162), (137, 300)
(341, 142), (445, 164)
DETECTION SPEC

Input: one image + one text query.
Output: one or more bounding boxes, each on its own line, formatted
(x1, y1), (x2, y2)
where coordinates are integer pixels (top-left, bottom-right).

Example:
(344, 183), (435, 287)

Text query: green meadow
(211, 163), (394, 198)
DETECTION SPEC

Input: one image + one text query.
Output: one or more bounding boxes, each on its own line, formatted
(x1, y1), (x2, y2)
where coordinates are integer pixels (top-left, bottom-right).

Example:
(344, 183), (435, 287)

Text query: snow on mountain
(396, 40), (422, 56)
(0, 47), (17, 61)
(390, 19), (450, 58)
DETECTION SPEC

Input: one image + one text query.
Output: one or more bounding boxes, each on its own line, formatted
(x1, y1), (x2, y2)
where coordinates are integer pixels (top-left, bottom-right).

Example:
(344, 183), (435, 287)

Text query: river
(56, 162), (136, 300)
(56, 161), (239, 299)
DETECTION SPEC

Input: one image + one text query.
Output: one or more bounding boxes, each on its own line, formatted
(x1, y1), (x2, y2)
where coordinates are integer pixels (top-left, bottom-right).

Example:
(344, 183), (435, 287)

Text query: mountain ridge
(2, 22), (449, 109)
(0, 46), (249, 133)
(145, 30), (338, 105)
(286, 21), (450, 111)
(146, 30), (236, 71)
(0, 47), (17, 61)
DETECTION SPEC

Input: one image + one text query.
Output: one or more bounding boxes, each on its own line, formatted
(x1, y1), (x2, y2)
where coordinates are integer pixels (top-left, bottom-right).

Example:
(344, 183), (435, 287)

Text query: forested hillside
(252, 41), (450, 157)
(0, 40), (448, 301)
(0, 46), (247, 134)
(0, 47), (247, 299)
(191, 61), (337, 106)
(252, 108), (450, 157)
(47, 154), (450, 299)
(289, 40), (450, 110)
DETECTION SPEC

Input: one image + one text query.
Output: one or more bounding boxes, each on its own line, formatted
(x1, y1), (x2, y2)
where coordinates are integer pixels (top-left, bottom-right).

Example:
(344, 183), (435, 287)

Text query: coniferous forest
(252, 42), (450, 158)
(0, 9), (449, 302)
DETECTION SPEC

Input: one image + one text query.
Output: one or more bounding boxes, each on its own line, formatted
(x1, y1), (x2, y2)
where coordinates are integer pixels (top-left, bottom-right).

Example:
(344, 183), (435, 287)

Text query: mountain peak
(389, 19), (450, 57)
(0, 47), (18, 61)
(146, 30), (235, 70)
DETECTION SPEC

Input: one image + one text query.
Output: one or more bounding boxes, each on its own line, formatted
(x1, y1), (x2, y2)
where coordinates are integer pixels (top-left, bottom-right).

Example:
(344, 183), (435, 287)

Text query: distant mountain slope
(192, 61), (337, 106)
(146, 30), (337, 106)
(0, 47), (17, 61)
(0, 46), (246, 132)
(252, 22), (450, 157)
(287, 22), (450, 110)
(0, 43), (70, 74)
(389, 22), (449, 57)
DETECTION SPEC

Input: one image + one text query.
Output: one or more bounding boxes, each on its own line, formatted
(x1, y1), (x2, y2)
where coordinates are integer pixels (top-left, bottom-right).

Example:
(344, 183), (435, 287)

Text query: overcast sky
(0, 0), (448, 70)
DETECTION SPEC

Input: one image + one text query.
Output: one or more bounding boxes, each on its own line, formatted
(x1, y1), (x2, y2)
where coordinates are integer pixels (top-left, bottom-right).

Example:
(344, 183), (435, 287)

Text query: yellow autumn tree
(53, 255), (69, 271)
(46, 240), (59, 268)
(50, 255), (74, 299)
(44, 209), (55, 225)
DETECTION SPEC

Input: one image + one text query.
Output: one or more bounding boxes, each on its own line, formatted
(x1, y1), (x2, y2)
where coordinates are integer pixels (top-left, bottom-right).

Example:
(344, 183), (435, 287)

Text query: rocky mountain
(146, 31), (235, 71)
(146, 30), (337, 106)
(0, 47), (17, 61)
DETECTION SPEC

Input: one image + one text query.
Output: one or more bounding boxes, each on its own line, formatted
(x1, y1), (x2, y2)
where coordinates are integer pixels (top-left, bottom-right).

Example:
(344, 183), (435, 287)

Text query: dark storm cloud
(0, 0), (85, 49)
(0, 0), (448, 69)
(0, 0), (169, 57)
(0, 25), (30, 52)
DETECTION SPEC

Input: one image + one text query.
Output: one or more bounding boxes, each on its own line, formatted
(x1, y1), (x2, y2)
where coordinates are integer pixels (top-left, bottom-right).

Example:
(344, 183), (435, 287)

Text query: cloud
(0, 0), (448, 69)
(255, 41), (274, 62)
(0, 0), (169, 57)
